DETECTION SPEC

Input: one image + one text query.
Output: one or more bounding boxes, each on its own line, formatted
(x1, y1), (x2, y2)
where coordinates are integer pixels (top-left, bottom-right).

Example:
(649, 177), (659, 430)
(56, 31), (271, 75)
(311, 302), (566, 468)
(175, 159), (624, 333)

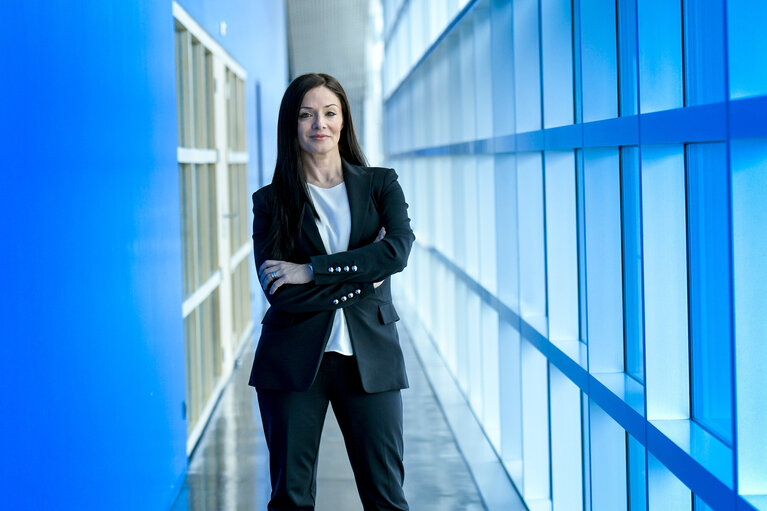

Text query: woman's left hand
(259, 260), (314, 294)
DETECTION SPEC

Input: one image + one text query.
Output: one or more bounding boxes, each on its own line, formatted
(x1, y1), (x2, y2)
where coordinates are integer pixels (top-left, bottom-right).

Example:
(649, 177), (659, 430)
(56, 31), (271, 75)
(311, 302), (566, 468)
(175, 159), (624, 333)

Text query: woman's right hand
(259, 260), (313, 294)
(373, 227), (385, 288)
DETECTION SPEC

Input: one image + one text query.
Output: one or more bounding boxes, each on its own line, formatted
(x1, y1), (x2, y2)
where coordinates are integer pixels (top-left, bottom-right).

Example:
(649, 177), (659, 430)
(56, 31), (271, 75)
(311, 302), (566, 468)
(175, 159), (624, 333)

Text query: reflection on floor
(171, 322), (486, 511)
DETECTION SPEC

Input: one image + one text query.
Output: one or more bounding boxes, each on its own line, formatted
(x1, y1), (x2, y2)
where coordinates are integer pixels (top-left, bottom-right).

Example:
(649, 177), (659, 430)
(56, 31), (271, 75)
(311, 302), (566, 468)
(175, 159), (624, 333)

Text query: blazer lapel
(342, 159), (372, 250)
(299, 201), (327, 255)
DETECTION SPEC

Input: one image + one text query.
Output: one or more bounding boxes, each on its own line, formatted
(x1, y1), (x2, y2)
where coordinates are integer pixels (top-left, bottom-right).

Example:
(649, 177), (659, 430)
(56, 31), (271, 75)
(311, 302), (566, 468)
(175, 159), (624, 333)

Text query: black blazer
(248, 160), (415, 393)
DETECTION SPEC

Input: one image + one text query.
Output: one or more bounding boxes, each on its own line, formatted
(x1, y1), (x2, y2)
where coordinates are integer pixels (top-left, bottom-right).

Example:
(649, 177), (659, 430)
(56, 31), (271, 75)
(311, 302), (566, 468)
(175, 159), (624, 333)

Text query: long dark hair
(264, 73), (367, 259)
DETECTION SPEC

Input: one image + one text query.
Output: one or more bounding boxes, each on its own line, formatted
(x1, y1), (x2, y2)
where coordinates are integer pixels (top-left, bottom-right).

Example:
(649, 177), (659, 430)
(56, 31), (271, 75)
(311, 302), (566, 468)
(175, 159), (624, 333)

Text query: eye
(299, 112), (311, 119)
(326, 111), (336, 117)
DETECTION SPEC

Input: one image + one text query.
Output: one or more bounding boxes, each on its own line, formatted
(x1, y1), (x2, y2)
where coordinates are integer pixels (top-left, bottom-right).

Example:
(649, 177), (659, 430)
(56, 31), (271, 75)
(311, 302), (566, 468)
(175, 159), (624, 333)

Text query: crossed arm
(259, 226), (386, 294)
(251, 168), (415, 313)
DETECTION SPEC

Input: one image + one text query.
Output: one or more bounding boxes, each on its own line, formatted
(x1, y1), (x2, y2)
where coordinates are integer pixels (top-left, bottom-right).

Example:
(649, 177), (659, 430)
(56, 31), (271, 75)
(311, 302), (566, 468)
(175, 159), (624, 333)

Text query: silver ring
(271, 272), (277, 279)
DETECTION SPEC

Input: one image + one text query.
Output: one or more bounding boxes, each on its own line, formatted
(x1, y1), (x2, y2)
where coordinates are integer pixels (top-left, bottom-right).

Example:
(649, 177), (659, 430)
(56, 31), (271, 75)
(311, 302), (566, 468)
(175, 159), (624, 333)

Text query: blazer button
(355, 289), (361, 295)
(341, 295), (347, 302)
(347, 292), (354, 299)
(328, 267), (334, 273)
(333, 299), (339, 305)
(335, 266), (342, 272)
(351, 265), (358, 271)
(344, 265), (350, 272)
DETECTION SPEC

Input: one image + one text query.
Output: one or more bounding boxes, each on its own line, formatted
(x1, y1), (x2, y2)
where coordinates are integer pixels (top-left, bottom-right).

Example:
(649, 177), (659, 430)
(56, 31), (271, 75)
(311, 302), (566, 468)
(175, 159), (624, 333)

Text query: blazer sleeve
(252, 190), (374, 313)
(309, 168), (415, 285)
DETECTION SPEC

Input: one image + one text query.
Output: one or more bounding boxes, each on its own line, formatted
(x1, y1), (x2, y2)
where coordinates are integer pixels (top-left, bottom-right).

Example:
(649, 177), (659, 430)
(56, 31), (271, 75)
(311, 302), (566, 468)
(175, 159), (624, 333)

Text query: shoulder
(252, 183), (274, 203)
(368, 166), (397, 181)
(348, 163), (398, 188)
(252, 184), (275, 215)
(358, 165), (395, 177)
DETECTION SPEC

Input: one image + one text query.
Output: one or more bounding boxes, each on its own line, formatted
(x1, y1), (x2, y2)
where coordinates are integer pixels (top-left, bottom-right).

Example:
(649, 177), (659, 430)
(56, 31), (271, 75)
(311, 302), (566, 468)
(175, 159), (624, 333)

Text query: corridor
(170, 318), (497, 511)
(7, 1), (767, 509)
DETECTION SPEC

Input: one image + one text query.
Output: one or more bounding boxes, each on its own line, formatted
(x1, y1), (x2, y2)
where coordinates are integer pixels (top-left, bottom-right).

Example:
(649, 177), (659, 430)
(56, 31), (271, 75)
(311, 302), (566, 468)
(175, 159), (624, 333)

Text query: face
(297, 86), (344, 157)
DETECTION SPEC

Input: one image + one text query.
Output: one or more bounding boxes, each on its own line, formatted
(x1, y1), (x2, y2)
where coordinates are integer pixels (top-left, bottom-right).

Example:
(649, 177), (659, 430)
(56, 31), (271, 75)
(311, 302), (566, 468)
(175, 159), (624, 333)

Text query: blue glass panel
(499, 319), (523, 471)
(431, 46), (451, 147)
(544, 151), (578, 341)
(583, 148), (624, 373)
(446, 34), (463, 145)
(513, 0), (541, 132)
(731, 139), (767, 493)
(581, 393), (592, 509)
(627, 433), (647, 511)
(575, 149), (588, 343)
(686, 143), (732, 445)
(458, 23), (477, 143)
(641, 145), (690, 421)
(617, 0), (638, 116)
(572, 0), (583, 123)
(727, 0), (767, 98)
(682, 0), (725, 105)
(541, 0), (574, 128)
(495, 154), (520, 309)
(620, 146), (644, 382)
(637, 0), (683, 112)
(412, 67), (428, 150)
(451, 157), (468, 268)
(517, 152), (547, 321)
(590, 401), (628, 511)
(549, 366), (583, 508)
(473, 5), (493, 140)
(648, 452), (692, 510)
(579, 0), (618, 122)
(490, 0), (516, 136)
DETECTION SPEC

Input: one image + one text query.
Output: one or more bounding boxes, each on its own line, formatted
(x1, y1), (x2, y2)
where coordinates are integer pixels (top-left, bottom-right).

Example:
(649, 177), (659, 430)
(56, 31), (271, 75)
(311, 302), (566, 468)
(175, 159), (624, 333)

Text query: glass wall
(382, 0), (767, 509)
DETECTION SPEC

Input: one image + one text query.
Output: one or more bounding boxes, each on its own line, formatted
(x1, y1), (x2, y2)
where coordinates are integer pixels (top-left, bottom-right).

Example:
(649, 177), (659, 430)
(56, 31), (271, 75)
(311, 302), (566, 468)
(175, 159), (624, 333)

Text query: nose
(312, 113), (325, 130)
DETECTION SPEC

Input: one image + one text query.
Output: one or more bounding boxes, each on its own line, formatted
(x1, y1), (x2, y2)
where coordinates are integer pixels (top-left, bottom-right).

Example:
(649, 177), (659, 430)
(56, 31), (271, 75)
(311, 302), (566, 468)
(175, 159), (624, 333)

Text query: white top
(306, 181), (354, 356)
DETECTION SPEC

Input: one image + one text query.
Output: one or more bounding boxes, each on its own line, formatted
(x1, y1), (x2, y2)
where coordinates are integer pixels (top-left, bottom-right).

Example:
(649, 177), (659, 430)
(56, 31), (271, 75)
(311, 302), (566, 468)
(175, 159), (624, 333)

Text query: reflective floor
(170, 322), (485, 511)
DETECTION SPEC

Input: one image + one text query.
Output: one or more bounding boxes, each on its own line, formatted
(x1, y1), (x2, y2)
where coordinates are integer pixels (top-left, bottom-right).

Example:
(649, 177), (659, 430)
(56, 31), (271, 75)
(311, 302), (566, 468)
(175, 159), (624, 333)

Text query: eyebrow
(299, 104), (339, 109)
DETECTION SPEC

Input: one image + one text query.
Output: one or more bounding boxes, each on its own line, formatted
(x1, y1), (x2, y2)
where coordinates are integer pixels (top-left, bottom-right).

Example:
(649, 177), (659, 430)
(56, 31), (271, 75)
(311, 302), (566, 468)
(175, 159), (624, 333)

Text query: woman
(249, 73), (414, 511)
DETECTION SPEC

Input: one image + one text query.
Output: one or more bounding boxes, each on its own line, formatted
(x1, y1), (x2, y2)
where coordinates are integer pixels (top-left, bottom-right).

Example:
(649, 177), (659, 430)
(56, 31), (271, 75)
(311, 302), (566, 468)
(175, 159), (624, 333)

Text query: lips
(310, 135), (329, 140)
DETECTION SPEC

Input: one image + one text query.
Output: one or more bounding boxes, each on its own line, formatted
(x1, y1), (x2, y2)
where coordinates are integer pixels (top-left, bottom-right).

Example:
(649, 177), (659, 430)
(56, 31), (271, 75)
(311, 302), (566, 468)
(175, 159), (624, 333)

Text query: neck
(302, 150), (343, 187)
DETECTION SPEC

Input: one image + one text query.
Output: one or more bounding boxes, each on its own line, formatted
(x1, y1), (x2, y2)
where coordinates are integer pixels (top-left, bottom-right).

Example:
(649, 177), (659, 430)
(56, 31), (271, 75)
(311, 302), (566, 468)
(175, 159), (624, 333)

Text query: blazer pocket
(377, 302), (400, 325)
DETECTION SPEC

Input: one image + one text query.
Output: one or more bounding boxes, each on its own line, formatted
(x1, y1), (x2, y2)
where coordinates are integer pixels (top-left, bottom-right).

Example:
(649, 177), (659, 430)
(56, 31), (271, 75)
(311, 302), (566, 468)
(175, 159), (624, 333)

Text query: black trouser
(257, 352), (409, 511)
